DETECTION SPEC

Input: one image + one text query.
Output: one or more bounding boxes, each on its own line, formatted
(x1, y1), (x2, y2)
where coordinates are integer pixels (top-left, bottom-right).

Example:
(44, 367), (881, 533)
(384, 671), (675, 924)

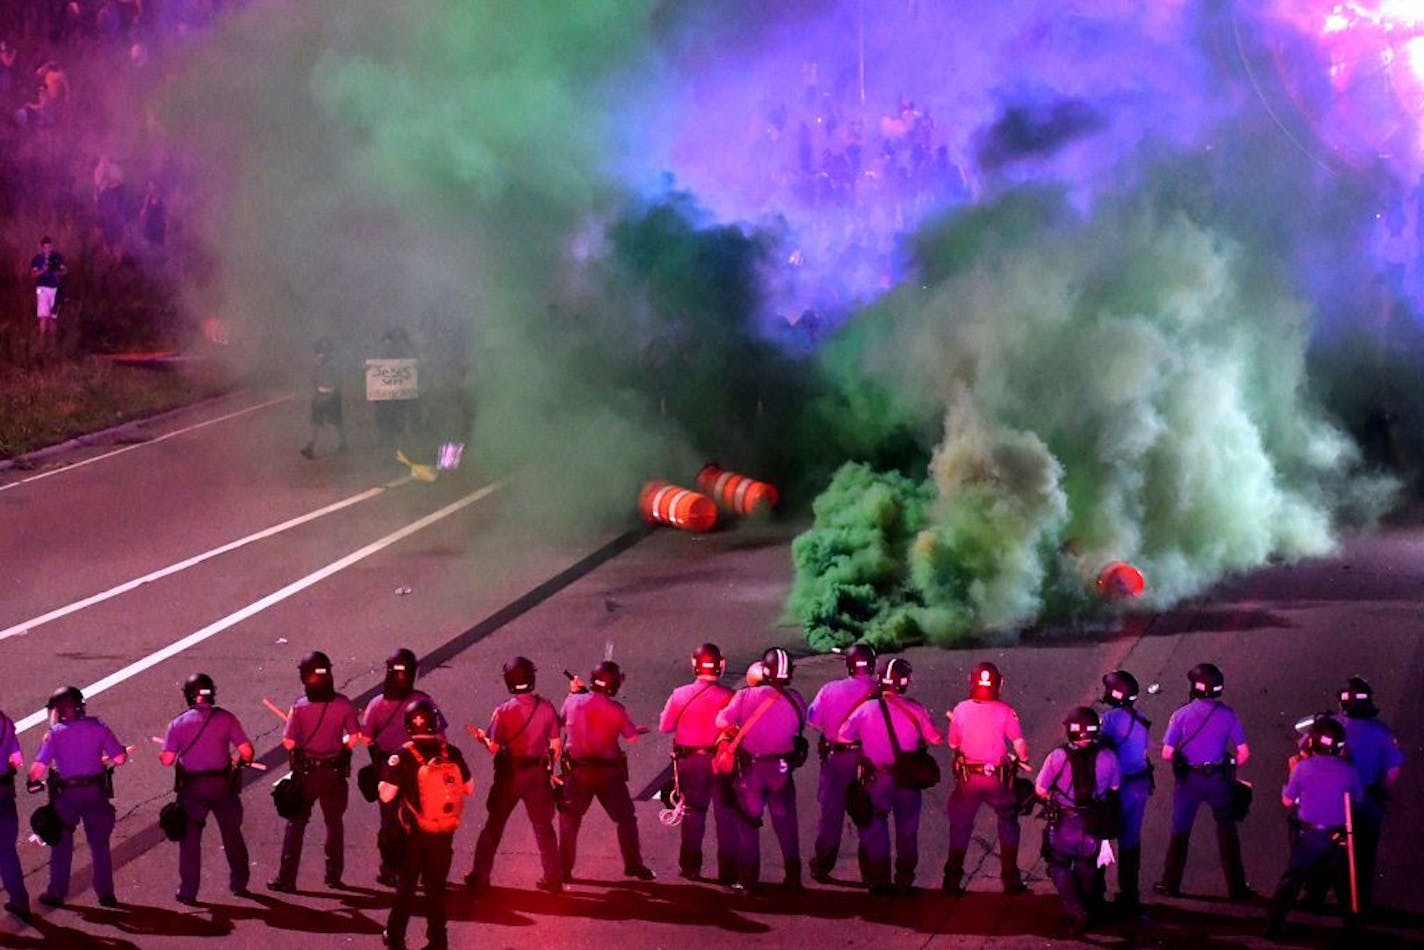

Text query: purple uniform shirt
(163, 706), (250, 772)
(1284, 755), (1364, 826)
(0, 714), (20, 772)
(284, 695), (359, 757)
(808, 674), (878, 742)
(1343, 717), (1404, 788)
(1036, 745), (1122, 803)
(659, 680), (734, 747)
(561, 692), (637, 760)
(715, 685), (807, 756)
(487, 694), (561, 758)
(1162, 698), (1246, 767)
(948, 698), (1024, 763)
(838, 694), (942, 768)
(35, 717), (124, 777)
(361, 690), (443, 753)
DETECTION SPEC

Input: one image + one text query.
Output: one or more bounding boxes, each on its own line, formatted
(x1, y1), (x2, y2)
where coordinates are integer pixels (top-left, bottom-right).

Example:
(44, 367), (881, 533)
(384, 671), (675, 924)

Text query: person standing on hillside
(29, 235), (66, 357)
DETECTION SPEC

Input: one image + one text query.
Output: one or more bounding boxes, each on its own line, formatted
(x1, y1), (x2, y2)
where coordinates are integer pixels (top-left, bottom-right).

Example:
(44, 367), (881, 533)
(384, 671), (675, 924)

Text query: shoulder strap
(1175, 703), (1219, 762)
(298, 701), (331, 750)
(177, 708), (217, 764)
(673, 683), (716, 731)
(502, 699), (543, 747)
(727, 692), (781, 752)
(878, 698), (903, 757)
(403, 740), (424, 766)
(771, 686), (805, 733)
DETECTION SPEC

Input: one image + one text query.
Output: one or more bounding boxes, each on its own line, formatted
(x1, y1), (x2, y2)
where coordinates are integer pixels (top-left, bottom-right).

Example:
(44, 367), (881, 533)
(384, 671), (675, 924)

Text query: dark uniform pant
(1043, 812), (1101, 921)
(811, 748), (861, 876)
(945, 773), (1022, 887)
(0, 787), (29, 908)
(730, 758), (800, 886)
(558, 761), (644, 876)
(178, 774), (249, 899)
(50, 785), (116, 900)
(1161, 769), (1247, 895)
(674, 752), (737, 881)
(386, 830), (454, 950)
(1353, 795), (1385, 911)
(1269, 825), (1355, 931)
(277, 766), (348, 885)
(857, 771), (922, 888)
(469, 763), (561, 887)
(1113, 772), (1151, 903)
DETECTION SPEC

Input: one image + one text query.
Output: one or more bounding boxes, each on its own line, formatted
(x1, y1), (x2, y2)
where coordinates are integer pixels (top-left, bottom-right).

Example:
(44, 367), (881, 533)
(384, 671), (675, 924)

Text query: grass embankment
(0, 358), (232, 459)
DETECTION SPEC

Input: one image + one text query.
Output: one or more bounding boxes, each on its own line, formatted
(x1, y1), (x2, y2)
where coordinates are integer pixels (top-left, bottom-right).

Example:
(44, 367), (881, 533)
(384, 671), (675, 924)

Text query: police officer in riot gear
(1099, 669), (1152, 911)
(1036, 706), (1122, 936)
(269, 651), (361, 892)
(1266, 716), (1364, 940)
(807, 642), (877, 883)
(0, 703), (28, 920)
(559, 660), (654, 882)
(28, 686), (128, 908)
(159, 673), (255, 904)
(1156, 662), (1253, 900)
(466, 657), (564, 894)
(659, 642), (736, 882)
(1335, 676), (1403, 912)
(943, 661), (1030, 895)
(715, 647), (809, 893)
(837, 656), (942, 896)
(362, 648), (444, 887)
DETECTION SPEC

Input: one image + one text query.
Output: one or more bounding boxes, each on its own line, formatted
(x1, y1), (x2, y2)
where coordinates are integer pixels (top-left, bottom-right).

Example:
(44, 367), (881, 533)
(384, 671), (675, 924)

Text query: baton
(262, 698), (289, 722)
(464, 724), (496, 753)
(1344, 791), (1359, 915)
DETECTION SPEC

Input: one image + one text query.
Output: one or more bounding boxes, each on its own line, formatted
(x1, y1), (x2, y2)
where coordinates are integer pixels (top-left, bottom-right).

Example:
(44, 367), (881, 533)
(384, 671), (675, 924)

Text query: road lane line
(14, 479), (503, 734)
(0, 473), (416, 643)
(0, 393), (294, 493)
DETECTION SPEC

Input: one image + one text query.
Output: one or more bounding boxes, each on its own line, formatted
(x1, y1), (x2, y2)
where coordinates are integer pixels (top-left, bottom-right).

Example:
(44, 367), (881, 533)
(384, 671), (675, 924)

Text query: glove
(26, 779), (45, 794)
(1096, 839), (1116, 868)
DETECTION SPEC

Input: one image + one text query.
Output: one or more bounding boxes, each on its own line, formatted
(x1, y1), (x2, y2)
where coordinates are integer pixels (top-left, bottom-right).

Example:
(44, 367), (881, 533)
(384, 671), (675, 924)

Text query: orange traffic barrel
(696, 463), (779, 516)
(1096, 561), (1146, 600)
(639, 481), (718, 533)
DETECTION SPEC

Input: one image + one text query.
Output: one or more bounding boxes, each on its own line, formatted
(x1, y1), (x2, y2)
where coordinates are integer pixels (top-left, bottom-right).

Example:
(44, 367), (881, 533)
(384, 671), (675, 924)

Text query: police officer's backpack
(401, 740), (467, 834)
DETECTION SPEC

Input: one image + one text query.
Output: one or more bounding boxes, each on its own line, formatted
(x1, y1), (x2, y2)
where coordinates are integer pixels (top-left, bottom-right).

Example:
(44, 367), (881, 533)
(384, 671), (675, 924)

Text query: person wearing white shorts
(30, 236), (67, 352)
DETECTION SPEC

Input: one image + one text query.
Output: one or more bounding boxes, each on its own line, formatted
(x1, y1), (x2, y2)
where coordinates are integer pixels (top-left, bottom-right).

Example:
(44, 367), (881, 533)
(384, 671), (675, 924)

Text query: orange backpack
(401, 740), (468, 834)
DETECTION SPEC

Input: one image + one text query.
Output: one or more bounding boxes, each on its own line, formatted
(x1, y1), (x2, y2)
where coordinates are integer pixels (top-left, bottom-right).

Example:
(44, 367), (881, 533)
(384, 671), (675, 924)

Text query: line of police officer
(0, 645), (1404, 946)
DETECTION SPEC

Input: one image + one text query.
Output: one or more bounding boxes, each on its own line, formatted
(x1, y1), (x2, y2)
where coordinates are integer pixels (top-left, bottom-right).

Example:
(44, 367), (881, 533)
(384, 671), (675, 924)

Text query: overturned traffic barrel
(696, 463), (779, 516)
(639, 481), (718, 533)
(1096, 561), (1146, 600)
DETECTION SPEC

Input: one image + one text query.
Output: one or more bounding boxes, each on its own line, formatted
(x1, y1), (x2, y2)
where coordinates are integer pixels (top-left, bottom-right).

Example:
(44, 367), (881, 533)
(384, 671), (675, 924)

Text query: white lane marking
(0, 473), (414, 643)
(0, 393), (294, 493)
(15, 480), (503, 734)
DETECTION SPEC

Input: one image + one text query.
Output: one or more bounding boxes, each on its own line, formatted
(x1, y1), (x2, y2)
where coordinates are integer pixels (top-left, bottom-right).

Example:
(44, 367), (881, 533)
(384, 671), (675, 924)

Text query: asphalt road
(0, 391), (1419, 949)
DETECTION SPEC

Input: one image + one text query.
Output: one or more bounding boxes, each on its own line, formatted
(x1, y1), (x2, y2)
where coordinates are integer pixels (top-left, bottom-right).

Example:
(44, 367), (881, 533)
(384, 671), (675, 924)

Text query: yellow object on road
(397, 450), (439, 483)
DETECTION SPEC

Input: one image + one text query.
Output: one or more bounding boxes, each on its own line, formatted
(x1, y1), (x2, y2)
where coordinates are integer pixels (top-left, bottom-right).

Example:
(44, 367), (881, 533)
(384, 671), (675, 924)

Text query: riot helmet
(878, 656), (912, 693)
(503, 656), (536, 694)
(183, 672), (216, 707)
(1338, 676), (1378, 718)
(299, 650), (335, 702)
(1064, 705), (1101, 744)
(760, 648), (793, 685)
(844, 643), (877, 676)
(47, 686), (85, 722)
(384, 648), (418, 701)
(1101, 670), (1140, 707)
(969, 662), (1003, 701)
(691, 643), (726, 678)
(403, 697), (439, 738)
(1307, 715), (1347, 756)
(1187, 662), (1224, 699)
(590, 661), (625, 697)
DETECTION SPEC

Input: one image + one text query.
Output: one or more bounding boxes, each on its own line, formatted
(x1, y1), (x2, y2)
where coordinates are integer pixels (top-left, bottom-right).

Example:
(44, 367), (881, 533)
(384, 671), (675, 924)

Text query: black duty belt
(181, 767), (232, 780)
(1188, 762), (1225, 773)
(826, 742), (861, 752)
(961, 762), (1004, 776)
(1123, 767), (1152, 781)
(571, 757), (622, 768)
(674, 745), (716, 757)
(1303, 822), (1347, 833)
(506, 755), (547, 768)
(59, 773), (106, 787)
(751, 750), (794, 762)
(300, 756), (344, 770)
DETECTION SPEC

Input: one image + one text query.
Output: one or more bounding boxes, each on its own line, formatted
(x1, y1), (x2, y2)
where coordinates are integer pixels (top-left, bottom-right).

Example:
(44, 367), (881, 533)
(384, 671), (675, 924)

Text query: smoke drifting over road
(165, 1), (1415, 644)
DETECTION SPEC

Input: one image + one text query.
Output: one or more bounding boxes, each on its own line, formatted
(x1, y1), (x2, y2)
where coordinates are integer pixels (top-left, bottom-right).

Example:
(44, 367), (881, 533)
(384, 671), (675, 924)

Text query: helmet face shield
(503, 656), (536, 694)
(969, 662), (1002, 700)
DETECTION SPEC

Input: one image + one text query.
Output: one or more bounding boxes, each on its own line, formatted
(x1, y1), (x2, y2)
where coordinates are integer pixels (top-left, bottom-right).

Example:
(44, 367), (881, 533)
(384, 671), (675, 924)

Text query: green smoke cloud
(790, 187), (1398, 648)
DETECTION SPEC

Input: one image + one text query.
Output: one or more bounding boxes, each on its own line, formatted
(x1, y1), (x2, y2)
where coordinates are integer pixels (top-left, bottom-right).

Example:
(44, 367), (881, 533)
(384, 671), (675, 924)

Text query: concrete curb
(0, 389), (239, 474)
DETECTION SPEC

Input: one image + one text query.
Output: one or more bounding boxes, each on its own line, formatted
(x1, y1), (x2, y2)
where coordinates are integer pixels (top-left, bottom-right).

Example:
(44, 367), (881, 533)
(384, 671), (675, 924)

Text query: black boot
(1118, 846), (1142, 907)
(1217, 823), (1253, 900)
(942, 848), (966, 894)
(1155, 833), (1189, 897)
(783, 860), (804, 893)
(1001, 844), (1028, 894)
